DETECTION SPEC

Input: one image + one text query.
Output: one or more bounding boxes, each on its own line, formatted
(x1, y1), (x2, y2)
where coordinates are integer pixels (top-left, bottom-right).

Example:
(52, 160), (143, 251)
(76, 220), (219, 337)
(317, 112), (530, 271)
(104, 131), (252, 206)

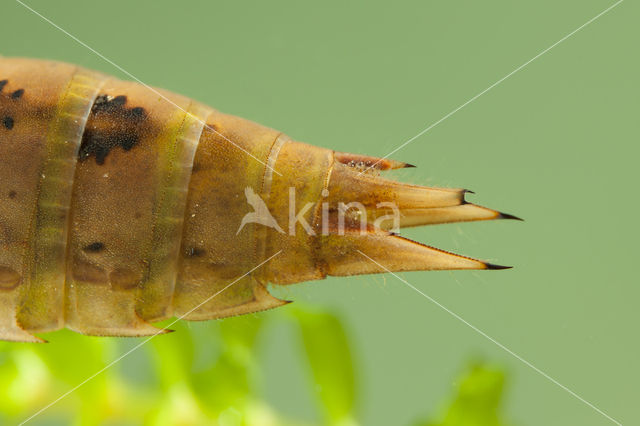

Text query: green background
(0, 0), (636, 425)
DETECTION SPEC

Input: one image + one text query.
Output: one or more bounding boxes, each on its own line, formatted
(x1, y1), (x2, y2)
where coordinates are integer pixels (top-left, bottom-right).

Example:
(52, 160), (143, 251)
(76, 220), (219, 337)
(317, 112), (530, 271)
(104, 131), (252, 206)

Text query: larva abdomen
(0, 58), (515, 342)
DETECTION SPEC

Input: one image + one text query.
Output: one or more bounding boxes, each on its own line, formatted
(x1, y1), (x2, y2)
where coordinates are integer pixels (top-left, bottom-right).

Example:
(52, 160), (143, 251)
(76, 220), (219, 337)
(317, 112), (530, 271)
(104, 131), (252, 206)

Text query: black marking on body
(185, 247), (205, 258)
(2, 116), (14, 130)
(131, 107), (145, 118)
(93, 94), (126, 111)
(79, 94), (147, 165)
(83, 242), (105, 253)
(0, 80), (25, 131)
(8, 191), (17, 199)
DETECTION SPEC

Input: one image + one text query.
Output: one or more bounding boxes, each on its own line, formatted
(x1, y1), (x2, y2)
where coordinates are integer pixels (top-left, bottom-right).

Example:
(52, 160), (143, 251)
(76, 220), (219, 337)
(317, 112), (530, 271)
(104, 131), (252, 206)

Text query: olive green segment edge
(253, 133), (290, 272)
(136, 103), (214, 322)
(18, 68), (108, 332)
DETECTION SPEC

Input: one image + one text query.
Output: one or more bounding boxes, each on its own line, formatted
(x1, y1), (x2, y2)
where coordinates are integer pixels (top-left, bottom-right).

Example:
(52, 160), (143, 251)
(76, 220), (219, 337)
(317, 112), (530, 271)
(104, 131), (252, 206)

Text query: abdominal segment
(0, 58), (516, 342)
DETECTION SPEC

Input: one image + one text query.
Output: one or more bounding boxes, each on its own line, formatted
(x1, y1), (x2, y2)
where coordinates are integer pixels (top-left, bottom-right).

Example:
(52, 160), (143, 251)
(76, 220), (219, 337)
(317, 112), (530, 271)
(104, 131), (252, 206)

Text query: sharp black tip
(485, 263), (513, 270)
(404, 163), (417, 168)
(499, 212), (524, 221)
(464, 189), (476, 194)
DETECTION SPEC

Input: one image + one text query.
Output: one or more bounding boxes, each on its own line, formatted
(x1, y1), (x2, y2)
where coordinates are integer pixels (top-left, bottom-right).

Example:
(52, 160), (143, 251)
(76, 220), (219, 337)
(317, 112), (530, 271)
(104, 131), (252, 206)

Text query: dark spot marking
(79, 94), (148, 165)
(81, 132), (139, 165)
(130, 106), (145, 118)
(83, 242), (105, 253)
(0, 80), (7, 92)
(111, 95), (127, 106)
(185, 247), (205, 258)
(134, 212), (142, 219)
(92, 94), (110, 108)
(119, 134), (137, 151)
(11, 89), (24, 99)
(8, 191), (16, 199)
(3, 116), (14, 130)
(92, 94), (130, 113)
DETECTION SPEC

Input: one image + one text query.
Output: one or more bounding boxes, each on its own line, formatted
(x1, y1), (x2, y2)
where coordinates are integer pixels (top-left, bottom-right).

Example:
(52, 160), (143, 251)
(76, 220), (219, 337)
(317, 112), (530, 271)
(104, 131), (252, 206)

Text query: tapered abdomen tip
(498, 212), (524, 221)
(484, 263), (513, 270)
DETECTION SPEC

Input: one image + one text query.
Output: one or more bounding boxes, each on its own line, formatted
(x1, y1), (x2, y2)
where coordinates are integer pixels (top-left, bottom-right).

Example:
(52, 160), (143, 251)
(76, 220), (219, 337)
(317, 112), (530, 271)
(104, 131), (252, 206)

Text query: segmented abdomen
(0, 57), (514, 342)
(0, 58), (222, 341)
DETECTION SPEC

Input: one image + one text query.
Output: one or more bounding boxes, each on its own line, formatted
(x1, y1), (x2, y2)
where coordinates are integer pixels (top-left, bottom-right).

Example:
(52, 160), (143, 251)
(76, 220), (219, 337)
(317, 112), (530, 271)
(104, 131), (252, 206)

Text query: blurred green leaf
(150, 324), (196, 388)
(0, 330), (122, 425)
(415, 362), (509, 426)
(0, 308), (513, 426)
(0, 345), (51, 419)
(290, 306), (357, 426)
(193, 315), (266, 423)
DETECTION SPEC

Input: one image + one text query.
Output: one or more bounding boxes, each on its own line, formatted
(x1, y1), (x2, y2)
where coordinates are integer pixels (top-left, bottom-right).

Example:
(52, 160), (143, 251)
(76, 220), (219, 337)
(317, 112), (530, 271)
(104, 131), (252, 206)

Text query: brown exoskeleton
(0, 58), (518, 342)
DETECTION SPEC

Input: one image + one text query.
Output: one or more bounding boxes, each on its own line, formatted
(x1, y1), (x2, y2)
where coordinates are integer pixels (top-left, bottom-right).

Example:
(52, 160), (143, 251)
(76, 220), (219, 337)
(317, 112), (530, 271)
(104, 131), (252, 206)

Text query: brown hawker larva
(0, 58), (518, 342)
